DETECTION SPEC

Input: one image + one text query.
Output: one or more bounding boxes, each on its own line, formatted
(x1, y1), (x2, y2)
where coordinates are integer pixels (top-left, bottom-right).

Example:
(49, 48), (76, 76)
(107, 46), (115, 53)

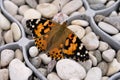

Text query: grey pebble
(94, 50), (102, 63)
(25, 0), (37, 8)
(38, 68), (47, 76)
(117, 50), (120, 63)
(90, 3), (106, 10)
(31, 56), (41, 68)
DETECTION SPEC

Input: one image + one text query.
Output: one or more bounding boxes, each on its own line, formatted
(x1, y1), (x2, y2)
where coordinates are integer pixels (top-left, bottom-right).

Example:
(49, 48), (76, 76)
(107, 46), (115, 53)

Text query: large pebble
(18, 5), (30, 15)
(102, 49), (116, 62)
(47, 72), (61, 80)
(62, 0), (83, 15)
(98, 41), (109, 51)
(24, 9), (41, 20)
(112, 33), (120, 42)
(36, 3), (58, 18)
(9, 59), (32, 80)
(0, 13), (10, 30)
(11, 0), (25, 6)
(98, 22), (119, 34)
(25, 0), (37, 8)
(29, 46), (39, 57)
(1, 49), (15, 67)
(4, 30), (13, 43)
(94, 50), (102, 63)
(31, 56), (41, 68)
(0, 69), (9, 80)
(107, 59), (120, 76)
(81, 32), (99, 50)
(116, 50), (120, 63)
(15, 49), (23, 61)
(85, 67), (102, 80)
(39, 54), (51, 64)
(11, 23), (21, 41)
(56, 59), (86, 80)
(68, 25), (85, 39)
(4, 1), (18, 16)
(71, 20), (89, 27)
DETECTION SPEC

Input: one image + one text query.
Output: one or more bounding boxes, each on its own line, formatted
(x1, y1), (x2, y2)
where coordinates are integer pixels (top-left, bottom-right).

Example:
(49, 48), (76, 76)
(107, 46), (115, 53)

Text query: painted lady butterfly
(26, 18), (89, 61)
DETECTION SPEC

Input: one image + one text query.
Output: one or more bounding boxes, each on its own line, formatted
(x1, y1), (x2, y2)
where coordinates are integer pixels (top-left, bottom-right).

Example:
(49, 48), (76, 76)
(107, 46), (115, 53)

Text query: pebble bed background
(0, 0), (120, 80)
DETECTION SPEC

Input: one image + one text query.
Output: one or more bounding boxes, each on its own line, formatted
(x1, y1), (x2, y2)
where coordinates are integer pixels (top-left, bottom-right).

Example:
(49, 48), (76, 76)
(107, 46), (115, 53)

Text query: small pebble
(15, 49), (23, 61)
(98, 41), (109, 51)
(11, 0), (25, 6)
(112, 33), (120, 42)
(78, 6), (86, 14)
(25, 0), (37, 8)
(18, 5), (30, 15)
(4, 30), (13, 43)
(38, 68), (47, 76)
(89, 54), (97, 66)
(94, 50), (102, 63)
(116, 50), (120, 63)
(39, 54), (51, 64)
(106, 1), (115, 8)
(85, 27), (92, 34)
(31, 56), (41, 68)
(14, 15), (23, 22)
(90, 3), (105, 10)
(47, 72), (61, 80)
(39, 0), (53, 3)
(102, 76), (109, 80)
(29, 46), (39, 57)
(87, 0), (107, 4)
(0, 69), (9, 80)
(102, 49), (116, 62)
(94, 15), (105, 22)
(109, 11), (118, 17)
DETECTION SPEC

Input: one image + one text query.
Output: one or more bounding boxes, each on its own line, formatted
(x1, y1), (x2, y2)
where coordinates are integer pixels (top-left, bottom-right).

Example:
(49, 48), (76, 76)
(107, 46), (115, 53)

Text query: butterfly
(26, 18), (89, 62)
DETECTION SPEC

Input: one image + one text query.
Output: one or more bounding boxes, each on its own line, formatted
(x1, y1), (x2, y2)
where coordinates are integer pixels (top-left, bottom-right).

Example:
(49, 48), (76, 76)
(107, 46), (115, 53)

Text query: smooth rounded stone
(47, 60), (56, 73)
(90, 3), (106, 10)
(1, 49), (15, 67)
(62, 0), (83, 15)
(106, 1), (115, 8)
(78, 7), (86, 14)
(70, 12), (81, 17)
(97, 61), (108, 76)
(87, 0), (107, 4)
(14, 15), (23, 22)
(47, 72), (61, 80)
(31, 56), (41, 68)
(102, 49), (116, 62)
(39, 0), (53, 3)
(67, 25), (85, 39)
(39, 54), (52, 64)
(89, 54), (97, 66)
(56, 59), (86, 80)
(71, 20), (89, 27)
(112, 33), (120, 42)
(81, 32), (99, 50)
(94, 50), (102, 63)
(15, 49), (23, 61)
(9, 59), (32, 80)
(98, 41), (109, 51)
(36, 3), (58, 18)
(11, 23), (21, 41)
(85, 67), (102, 80)
(94, 15), (105, 22)
(25, 0), (37, 8)
(85, 27), (92, 34)
(0, 13), (10, 30)
(18, 5), (30, 15)
(11, 0), (25, 6)
(24, 9), (41, 20)
(52, 0), (70, 11)
(109, 11), (118, 17)
(69, 77), (80, 80)
(79, 60), (92, 71)
(38, 68), (47, 76)
(102, 76), (109, 80)
(117, 50), (120, 63)
(0, 69), (9, 80)
(107, 59), (120, 76)
(98, 22), (119, 34)
(29, 46), (39, 57)
(4, 30), (13, 43)
(4, 0), (18, 16)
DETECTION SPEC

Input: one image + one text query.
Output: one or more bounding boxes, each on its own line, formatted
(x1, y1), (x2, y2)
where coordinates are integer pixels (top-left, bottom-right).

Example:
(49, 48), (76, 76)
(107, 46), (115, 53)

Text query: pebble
(47, 72), (61, 80)
(98, 41), (109, 51)
(4, 30), (13, 43)
(102, 76), (109, 80)
(38, 68), (47, 76)
(15, 49), (23, 61)
(116, 50), (120, 63)
(67, 25), (85, 39)
(25, 0), (37, 8)
(29, 46), (39, 57)
(11, 0), (25, 6)
(102, 49), (116, 62)
(14, 15), (23, 22)
(0, 69), (9, 80)
(31, 56), (41, 68)
(107, 59), (120, 76)
(87, 0), (107, 4)
(39, 53), (51, 64)
(0, 13), (10, 30)
(112, 33), (120, 42)
(4, 0), (18, 16)
(85, 27), (92, 34)
(39, 0), (53, 3)
(1, 49), (15, 67)
(71, 19), (89, 27)
(94, 15), (105, 22)
(24, 9), (41, 20)
(90, 3), (106, 10)
(109, 11), (118, 17)
(62, 0), (83, 15)
(78, 6), (86, 14)
(81, 32), (99, 50)
(106, 1), (115, 8)
(0, 28), (4, 46)
(94, 50), (102, 63)
(11, 23), (21, 41)
(9, 59), (32, 80)
(85, 67), (102, 80)
(69, 77), (80, 80)
(36, 3), (58, 18)
(18, 5), (30, 15)
(56, 59), (86, 80)
(98, 22), (119, 34)
(89, 54), (97, 66)
(47, 60), (56, 73)
(97, 61), (108, 76)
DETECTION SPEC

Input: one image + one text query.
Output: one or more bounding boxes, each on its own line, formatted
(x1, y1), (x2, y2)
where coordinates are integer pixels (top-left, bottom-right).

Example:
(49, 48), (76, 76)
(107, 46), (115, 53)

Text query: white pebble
(106, 1), (115, 8)
(0, 69), (9, 80)
(11, 0), (25, 6)
(39, 0), (53, 3)
(15, 49), (23, 61)
(56, 59), (86, 80)
(89, 54), (97, 66)
(25, 0), (37, 8)
(47, 72), (61, 80)
(39, 54), (51, 64)
(11, 23), (21, 41)
(29, 46), (39, 57)
(71, 20), (89, 27)
(102, 49), (116, 62)
(98, 41), (109, 51)
(112, 33), (120, 42)
(36, 3), (58, 18)
(4, 30), (13, 43)
(18, 5), (30, 15)
(109, 11), (118, 17)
